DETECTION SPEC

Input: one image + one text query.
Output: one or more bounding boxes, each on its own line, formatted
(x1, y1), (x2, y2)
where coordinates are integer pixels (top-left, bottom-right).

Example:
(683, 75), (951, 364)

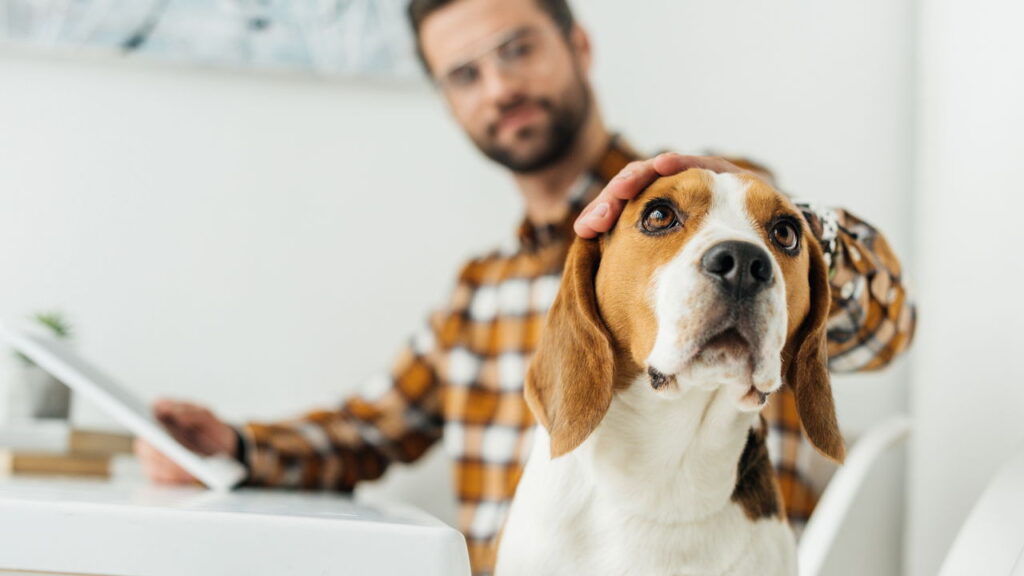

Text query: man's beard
(475, 76), (591, 174)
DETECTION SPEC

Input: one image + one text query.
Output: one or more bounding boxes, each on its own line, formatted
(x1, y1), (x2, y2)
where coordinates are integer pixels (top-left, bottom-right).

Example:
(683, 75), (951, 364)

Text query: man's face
(419, 0), (592, 174)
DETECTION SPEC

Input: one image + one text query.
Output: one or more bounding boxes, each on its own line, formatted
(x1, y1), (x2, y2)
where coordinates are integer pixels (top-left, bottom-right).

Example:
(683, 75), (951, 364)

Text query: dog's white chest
(496, 387), (797, 576)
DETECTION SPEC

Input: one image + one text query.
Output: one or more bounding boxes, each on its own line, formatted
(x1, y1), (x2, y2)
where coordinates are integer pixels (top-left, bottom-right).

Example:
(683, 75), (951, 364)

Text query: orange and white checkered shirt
(238, 138), (915, 576)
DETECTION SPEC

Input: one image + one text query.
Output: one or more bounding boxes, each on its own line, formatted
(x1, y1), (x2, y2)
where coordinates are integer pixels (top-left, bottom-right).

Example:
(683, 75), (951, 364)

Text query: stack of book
(0, 420), (134, 479)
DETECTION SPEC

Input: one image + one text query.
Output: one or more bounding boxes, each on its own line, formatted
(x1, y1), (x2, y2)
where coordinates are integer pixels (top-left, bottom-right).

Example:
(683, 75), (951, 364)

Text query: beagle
(496, 170), (844, 576)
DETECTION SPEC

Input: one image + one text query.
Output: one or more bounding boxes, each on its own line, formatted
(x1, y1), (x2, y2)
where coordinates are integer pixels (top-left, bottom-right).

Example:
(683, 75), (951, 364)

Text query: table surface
(0, 475), (471, 576)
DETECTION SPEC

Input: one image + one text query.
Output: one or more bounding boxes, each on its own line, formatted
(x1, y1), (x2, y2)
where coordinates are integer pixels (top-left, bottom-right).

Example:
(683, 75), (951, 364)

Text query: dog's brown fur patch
(596, 170), (714, 370)
(732, 419), (783, 521)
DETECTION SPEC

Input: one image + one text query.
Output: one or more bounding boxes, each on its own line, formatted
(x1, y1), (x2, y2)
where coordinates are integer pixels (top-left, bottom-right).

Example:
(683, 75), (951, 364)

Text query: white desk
(0, 476), (471, 576)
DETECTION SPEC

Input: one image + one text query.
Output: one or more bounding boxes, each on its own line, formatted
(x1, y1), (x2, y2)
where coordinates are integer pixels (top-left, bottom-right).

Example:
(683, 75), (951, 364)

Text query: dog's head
(526, 169), (844, 462)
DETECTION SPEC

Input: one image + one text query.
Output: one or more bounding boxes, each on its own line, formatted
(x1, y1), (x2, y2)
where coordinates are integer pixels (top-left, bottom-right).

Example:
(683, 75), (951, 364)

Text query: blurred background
(0, 1), (1021, 575)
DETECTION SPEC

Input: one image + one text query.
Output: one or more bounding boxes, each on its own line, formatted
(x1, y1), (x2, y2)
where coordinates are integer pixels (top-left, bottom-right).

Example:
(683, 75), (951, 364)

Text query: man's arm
(575, 152), (916, 371)
(797, 204), (915, 371)
(137, 316), (447, 490)
(237, 319), (445, 490)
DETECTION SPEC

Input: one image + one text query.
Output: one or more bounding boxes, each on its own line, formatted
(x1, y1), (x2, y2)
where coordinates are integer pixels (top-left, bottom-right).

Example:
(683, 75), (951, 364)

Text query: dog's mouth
(696, 327), (751, 361)
(648, 365), (675, 390)
(647, 324), (769, 407)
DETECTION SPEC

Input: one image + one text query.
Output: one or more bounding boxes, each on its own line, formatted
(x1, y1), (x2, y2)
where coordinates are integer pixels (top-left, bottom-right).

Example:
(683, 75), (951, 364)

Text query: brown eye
(641, 203), (680, 234)
(771, 220), (800, 252)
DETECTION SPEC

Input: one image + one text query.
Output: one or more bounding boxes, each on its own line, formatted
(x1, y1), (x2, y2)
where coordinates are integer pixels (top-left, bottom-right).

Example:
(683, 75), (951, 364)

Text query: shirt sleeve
(235, 312), (447, 491)
(796, 203), (917, 372)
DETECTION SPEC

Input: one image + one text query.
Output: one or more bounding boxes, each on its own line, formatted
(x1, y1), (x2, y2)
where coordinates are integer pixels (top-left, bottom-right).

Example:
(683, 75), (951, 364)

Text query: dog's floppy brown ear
(787, 237), (846, 463)
(526, 237), (615, 458)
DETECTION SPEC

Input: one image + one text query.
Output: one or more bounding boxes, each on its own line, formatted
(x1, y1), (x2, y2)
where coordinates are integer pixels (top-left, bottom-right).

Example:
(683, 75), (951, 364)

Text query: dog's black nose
(701, 241), (773, 299)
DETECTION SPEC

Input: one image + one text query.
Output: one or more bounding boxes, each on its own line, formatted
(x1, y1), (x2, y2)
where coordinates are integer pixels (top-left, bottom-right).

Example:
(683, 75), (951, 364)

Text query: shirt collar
(516, 134), (638, 252)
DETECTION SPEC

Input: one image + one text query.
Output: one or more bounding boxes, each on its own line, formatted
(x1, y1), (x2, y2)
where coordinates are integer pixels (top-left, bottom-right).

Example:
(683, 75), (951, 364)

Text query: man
(136, 0), (915, 574)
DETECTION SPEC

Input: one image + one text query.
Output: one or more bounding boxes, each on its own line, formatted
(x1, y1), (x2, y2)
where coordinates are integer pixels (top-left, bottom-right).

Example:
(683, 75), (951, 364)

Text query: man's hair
(407, 0), (576, 74)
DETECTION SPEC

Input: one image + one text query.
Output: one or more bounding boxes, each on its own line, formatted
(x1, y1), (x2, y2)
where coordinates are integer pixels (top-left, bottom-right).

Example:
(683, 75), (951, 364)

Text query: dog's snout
(701, 241), (773, 299)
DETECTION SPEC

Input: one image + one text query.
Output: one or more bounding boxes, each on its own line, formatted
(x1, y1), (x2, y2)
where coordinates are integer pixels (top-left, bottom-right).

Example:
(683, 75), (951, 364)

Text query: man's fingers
(154, 401), (211, 431)
(573, 200), (617, 238)
(136, 438), (197, 485)
(604, 160), (661, 200)
(150, 464), (195, 485)
(133, 437), (155, 460)
(575, 154), (754, 239)
(651, 153), (743, 177)
(575, 160), (661, 238)
(652, 153), (704, 175)
(153, 401), (215, 453)
(157, 401), (208, 423)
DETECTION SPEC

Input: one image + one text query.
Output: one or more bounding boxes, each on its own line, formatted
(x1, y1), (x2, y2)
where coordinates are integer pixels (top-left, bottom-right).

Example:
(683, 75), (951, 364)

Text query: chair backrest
(798, 414), (912, 576)
(938, 443), (1024, 576)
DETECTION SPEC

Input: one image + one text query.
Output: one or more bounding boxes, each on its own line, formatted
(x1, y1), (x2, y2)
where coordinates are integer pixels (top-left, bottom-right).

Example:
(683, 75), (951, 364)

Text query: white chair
(797, 414), (913, 576)
(938, 443), (1024, 576)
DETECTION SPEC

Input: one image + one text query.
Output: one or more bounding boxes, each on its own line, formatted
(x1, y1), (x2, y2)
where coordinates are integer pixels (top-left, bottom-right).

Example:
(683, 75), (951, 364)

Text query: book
(0, 421), (134, 456)
(69, 429), (134, 456)
(0, 421), (128, 478)
(0, 449), (111, 478)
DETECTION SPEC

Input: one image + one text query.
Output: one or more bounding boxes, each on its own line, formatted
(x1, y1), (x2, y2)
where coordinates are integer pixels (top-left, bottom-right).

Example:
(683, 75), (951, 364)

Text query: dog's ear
(526, 237), (615, 458)
(787, 237), (846, 463)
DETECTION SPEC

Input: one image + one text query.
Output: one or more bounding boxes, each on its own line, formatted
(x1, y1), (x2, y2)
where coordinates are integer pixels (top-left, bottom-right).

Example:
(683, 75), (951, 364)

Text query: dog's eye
(771, 220), (800, 252)
(641, 204), (679, 234)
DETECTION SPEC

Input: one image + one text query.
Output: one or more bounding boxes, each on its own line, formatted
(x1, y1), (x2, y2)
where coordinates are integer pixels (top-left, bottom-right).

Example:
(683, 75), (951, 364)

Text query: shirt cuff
(231, 425), (252, 484)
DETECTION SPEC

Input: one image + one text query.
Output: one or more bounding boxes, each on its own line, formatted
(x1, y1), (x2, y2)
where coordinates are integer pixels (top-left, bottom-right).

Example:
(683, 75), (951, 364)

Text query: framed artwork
(0, 0), (423, 80)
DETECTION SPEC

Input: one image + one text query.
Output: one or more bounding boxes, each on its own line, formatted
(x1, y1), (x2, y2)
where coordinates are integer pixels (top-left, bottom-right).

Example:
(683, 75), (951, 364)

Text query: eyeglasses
(435, 27), (546, 97)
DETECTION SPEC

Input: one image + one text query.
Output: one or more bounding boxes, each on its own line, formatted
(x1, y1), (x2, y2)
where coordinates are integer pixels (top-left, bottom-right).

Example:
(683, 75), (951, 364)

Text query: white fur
(498, 384), (796, 575)
(496, 174), (797, 576)
(647, 173), (788, 404)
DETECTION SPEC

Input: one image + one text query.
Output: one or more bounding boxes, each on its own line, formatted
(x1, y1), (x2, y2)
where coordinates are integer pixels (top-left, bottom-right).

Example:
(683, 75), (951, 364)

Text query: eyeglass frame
(432, 26), (555, 98)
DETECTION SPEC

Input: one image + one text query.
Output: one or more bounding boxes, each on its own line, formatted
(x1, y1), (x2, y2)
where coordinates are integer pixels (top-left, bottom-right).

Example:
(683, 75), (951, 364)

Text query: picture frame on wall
(0, 0), (422, 81)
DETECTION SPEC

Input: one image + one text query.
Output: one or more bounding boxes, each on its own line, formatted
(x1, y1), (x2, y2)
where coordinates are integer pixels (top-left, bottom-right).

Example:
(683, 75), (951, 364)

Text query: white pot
(9, 365), (71, 420)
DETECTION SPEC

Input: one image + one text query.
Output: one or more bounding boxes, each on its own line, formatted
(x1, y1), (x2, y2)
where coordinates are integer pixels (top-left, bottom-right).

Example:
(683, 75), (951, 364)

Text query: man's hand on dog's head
(574, 154), (751, 239)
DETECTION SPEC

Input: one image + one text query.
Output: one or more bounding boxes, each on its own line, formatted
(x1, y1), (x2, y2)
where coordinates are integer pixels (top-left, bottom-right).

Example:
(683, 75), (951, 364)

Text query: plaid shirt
(238, 138), (915, 576)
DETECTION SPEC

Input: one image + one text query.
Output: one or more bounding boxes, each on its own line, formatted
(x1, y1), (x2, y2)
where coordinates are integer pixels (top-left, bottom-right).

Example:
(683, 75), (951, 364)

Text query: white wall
(0, 2), (916, 571)
(909, 1), (1024, 574)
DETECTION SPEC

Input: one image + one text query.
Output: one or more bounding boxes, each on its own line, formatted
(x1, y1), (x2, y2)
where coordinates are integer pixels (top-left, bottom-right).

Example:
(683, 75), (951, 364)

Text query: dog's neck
(578, 373), (760, 524)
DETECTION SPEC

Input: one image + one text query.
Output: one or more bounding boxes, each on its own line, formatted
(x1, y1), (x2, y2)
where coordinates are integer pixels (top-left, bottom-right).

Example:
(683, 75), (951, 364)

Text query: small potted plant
(11, 311), (74, 420)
